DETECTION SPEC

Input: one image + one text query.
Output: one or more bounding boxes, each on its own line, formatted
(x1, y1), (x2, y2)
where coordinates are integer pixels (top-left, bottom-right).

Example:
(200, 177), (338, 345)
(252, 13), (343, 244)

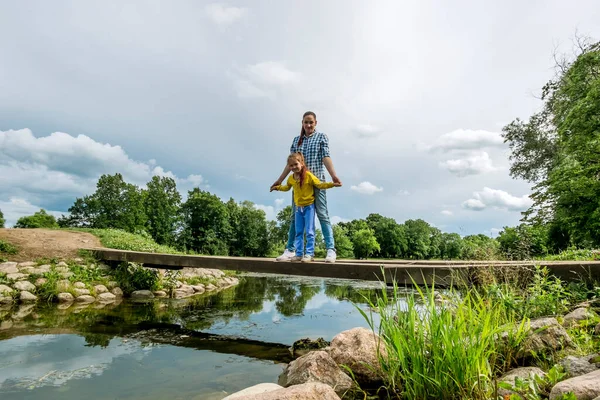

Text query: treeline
(0, 172), (566, 260)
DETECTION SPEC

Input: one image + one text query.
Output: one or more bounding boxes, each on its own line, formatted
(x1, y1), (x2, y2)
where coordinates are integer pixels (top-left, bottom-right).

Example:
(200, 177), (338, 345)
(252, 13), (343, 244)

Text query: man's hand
(333, 182), (342, 187)
(332, 175), (342, 186)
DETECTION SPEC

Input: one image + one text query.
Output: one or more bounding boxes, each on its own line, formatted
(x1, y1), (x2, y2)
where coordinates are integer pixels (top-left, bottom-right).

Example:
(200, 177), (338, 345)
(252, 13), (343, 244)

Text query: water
(0, 274), (391, 400)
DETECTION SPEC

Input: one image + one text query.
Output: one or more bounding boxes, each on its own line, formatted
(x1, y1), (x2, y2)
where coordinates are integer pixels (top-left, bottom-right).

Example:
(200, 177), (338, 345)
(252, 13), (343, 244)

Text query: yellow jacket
(275, 171), (334, 207)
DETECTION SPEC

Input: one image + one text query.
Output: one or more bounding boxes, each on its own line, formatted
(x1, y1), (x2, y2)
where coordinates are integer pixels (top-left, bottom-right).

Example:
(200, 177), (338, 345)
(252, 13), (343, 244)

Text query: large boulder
(0, 262), (18, 274)
(222, 383), (283, 399)
(522, 318), (574, 357)
(498, 367), (546, 397)
(327, 327), (386, 386)
(0, 284), (13, 296)
(560, 354), (600, 378)
(222, 382), (340, 400)
(550, 369), (600, 400)
(131, 290), (154, 300)
(14, 281), (36, 292)
(563, 308), (597, 327)
(278, 351), (353, 396)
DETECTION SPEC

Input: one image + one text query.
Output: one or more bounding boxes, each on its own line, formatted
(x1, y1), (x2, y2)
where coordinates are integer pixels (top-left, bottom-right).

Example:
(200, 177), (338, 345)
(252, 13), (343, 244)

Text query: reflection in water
(0, 274), (396, 399)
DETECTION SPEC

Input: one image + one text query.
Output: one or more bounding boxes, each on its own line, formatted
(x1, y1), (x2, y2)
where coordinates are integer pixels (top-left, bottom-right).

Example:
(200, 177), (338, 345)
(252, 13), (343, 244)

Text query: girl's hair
(288, 152), (307, 187)
(297, 111), (317, 147)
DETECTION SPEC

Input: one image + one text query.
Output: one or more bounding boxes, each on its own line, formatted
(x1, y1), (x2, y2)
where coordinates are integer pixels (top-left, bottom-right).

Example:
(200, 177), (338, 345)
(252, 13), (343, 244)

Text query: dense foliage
(0, 208), (5, 228)
(14, 209), (59, 229)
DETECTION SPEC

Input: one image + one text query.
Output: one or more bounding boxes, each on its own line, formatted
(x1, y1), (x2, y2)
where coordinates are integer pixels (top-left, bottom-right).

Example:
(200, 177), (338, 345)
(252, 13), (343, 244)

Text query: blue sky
(1, 1), (599, 234)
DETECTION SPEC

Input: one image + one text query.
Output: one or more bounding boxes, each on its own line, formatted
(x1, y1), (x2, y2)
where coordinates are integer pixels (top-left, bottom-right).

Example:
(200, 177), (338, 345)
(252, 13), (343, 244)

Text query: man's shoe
(291, 255), (303, 262)
(276, 249), (295, 261)
(325, 249), (337, 263)
(301, 255), (313, 263)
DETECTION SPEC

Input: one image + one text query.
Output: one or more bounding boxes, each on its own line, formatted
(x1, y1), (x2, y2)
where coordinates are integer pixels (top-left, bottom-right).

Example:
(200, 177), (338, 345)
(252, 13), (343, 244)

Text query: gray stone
(111, 287), (123, 297)
(18, 267), (35, 274)
(205, 283), (217, 291)
(222, 383), (283, 400)
(60, 272), (74, 279)
(12, 304), (35, 319)
(279, 350), (353, 396)
(0, 284), (13, 295)
(328, 327), (387, 386)
(0, 319), (14, 330)
(34, 278), (47, 287)
(20, 291), (37, 302)
(595, 322), (600, 336)
(74, 288), (90, 296)
(131, 290), (154, 300)
(153, 290), (167, 297)
(563, 308), (596, 327)
(76, 295), (95, 303)
(523, 317), (574, 356)
(56, 280), (71, 291)
(0, 262), (18, 274)
(57, 261), (68, 268)
(222, 382), (340, 400)
(106, 281), (119, 289)
(13, 281), (36, 292)
(560, 354), (600, 377)
(6, 273), (27, 281)
(17, 261), (36, 268)
(37, 264), (51, 272)
(97, 292), (116, 302)
(94, 285), (108, 294)
(550, 369), (600, 400)
(191, 285), (205, 293)
(55, 266), (69, 273)
(57, 293), (74, 302)
(73, 282), (86, 289)
(0, 296), (14, 304)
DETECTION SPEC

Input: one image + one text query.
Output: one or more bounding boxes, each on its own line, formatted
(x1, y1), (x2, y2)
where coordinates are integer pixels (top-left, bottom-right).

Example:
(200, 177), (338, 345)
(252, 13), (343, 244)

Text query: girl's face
(288, 158), (303, 173)
(302, 115), (317, 135)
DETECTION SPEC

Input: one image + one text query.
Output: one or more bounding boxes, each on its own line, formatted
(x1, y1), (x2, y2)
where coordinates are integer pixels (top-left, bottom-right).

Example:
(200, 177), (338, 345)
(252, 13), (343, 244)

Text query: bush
(15, 209), (58, 229)
(114, 262), (159, 294)
(0, 239), (18, 255)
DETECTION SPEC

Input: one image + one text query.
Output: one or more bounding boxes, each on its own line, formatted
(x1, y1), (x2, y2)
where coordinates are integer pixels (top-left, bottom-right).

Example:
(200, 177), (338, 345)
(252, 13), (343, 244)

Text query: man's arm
(323, 157), (341, 185)
(271, 165), (291, 190)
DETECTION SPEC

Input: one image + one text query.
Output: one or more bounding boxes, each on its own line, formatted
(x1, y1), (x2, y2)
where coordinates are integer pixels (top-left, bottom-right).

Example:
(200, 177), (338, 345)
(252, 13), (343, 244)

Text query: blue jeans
(286, 188), (335, 251)
(294, 204), (316, 257)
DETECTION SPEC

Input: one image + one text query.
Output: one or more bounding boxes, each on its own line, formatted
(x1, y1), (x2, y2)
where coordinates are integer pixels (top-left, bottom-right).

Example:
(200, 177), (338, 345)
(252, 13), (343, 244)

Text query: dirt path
(0, 228), (102, 262)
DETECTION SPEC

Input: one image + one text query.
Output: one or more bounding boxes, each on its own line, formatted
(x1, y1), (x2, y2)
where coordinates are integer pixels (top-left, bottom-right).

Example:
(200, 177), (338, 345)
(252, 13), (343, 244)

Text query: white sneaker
(325, 249), (337, 263)
(301, 255), (313, 263)
(291, 255), (303, 262)
(276, 249), (295, 261)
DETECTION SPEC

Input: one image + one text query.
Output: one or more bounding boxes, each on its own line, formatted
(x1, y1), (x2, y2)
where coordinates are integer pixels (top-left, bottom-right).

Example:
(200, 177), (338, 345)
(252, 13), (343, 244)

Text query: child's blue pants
(294, 203), (315, 257)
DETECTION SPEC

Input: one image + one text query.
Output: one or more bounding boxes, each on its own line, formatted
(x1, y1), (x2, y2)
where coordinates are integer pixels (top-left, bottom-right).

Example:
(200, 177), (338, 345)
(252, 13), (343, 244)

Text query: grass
(68, 228), (182, 254)
(0, 239), (18, 255)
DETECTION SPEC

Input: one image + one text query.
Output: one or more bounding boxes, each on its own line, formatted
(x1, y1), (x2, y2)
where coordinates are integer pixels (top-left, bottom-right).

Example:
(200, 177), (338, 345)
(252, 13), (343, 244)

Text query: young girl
(271, 152), (341, 262)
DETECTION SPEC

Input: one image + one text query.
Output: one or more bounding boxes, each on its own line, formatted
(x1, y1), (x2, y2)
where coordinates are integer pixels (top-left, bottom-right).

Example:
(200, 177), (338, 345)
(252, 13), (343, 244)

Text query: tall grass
(358, 279), (529, 399)
(68, 228), (182, 254)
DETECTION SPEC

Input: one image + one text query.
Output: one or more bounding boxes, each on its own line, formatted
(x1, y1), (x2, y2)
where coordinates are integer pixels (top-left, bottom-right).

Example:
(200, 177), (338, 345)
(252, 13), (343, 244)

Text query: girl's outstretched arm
(323, 157), (342, 185)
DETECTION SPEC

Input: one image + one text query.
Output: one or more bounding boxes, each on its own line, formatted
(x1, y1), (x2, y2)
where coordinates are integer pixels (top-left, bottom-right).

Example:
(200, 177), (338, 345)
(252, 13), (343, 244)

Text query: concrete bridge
(84, 248), (600, 286)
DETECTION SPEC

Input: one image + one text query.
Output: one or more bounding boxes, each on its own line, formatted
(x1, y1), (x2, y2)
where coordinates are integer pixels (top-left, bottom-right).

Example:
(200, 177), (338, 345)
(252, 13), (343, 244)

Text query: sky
(1, 1), (599, 235)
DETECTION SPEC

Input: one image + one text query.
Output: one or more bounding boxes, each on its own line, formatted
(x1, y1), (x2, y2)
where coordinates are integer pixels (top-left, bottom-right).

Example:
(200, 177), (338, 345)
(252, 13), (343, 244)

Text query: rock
(106, 281), (119, 289)
(60, 272), (74, 279)
(74, 288), (91, 296)
(17, 261), (36, 268)
(223, 382), (340, 400)
(37, 264), (51, 272)
(0, 320), (14, 330)
(20, 291), (37, 302)
(57, 293), (74, 303)
(111, 287), (123, 297)
(291, 338), (330, 357)
(94, 285), (108, 294)
(153, 290), (167, 298)
(173, 285), (195, 298)
(18, 267), (35, 274)
(595, 323), (600, 336)
(191, 285), (205, 293)
(6, 273), (27, 281)
(328, 327), (387, 386)
(97, 292), (116, 302)
(205, 283), (217, 291)
(563, 308), (596, 327)
(498, 367), (546, 397)
(73, 282), (86, 289)
(522, 317), (574, 357)
(0, 284), (13, 295)
(12, 304), (35, 319)
(279, 350), (353, 396)
(550, 369), (600, 400)
(57, 261), (68, 268)
(76, 295), (96, 303)
(56, 280), (71, 291)
(223, 383), (284, 399)
(34, 278), (47, 287)
(0, 296), (14, 304)
(55, 266), (69, 273)
(131, 290), (154, 300)
(0, 262), (18, 274)
(14, 281), (36, 292)
(560, 354), (600, 377)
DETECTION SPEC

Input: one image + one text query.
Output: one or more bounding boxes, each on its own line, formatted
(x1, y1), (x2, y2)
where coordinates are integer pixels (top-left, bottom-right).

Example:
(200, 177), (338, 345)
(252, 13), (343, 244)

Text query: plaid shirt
(290, 132), (331, 181)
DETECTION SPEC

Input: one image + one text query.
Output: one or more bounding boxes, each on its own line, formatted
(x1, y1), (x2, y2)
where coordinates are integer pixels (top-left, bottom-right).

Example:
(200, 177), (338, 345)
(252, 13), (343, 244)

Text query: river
(0, 274), (394, 400)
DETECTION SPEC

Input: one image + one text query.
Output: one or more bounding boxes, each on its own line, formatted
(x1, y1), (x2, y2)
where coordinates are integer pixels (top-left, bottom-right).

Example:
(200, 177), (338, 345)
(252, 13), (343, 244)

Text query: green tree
(273, 205), (293, 245)
(0, 209), (4, 228)
(144, 176), (181, 245)
(366, 214), (407, 258)
(179, 188), (230, 255)
(332, 225), (354, 259)
(428, 227), (443, 259)
(461, 234), (500, 260)
(439, 233), (463, 259)
(15, 209), (59, 229)
(228, 200), (270, 257)
(405, 219), (432, 259)
(352, 228), (380, 259)
(497, 224), (548, 260)
(503, 39), (600, 248)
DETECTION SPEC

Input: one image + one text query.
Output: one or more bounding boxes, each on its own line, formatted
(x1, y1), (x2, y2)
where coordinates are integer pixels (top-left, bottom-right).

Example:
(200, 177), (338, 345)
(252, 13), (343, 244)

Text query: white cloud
(233, 61), (299, 99)
(439, 151), (497, 177)
(0, 197), (63, 227)
(350, 181), (383, 195)
(430, 129), (504, 152)
(462, 187), (532, 212)
(354, 124), (381, 138)
(331, 215), (349, 225)
(397, 190), (410, 196)
(205, 4), (247, 26)
(441, 210), (453, 216)
(255, 198), (287, 221)
(274, 198), (286, 208)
